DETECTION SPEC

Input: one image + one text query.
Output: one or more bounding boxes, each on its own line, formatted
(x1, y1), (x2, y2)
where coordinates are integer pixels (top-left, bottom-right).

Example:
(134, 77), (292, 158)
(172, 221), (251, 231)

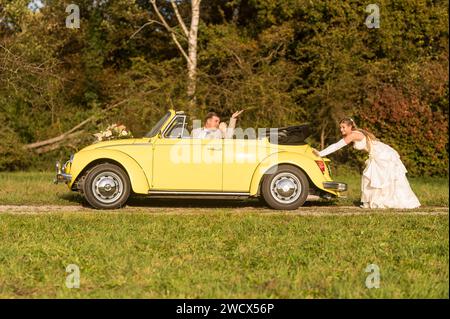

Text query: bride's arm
(314, 132), (359, 157)
(316, 139), (348, 157)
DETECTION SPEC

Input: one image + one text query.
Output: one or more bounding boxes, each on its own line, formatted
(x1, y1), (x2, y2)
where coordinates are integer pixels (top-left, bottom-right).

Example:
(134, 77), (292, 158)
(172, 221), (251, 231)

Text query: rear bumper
(323, 181), (347, 192)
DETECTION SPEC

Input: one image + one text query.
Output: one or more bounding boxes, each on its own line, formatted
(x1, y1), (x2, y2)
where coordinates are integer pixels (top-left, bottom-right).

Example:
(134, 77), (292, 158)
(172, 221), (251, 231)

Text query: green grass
(0, 171), (448, 298)
(0, 171), (83, 205)
(0, 212), (448, 298)
(0, 171), (447, 206)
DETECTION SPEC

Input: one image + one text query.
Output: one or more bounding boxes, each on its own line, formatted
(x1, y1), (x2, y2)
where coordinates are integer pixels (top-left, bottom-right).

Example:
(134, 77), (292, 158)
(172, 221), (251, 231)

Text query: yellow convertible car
(55, 109), (347, 210)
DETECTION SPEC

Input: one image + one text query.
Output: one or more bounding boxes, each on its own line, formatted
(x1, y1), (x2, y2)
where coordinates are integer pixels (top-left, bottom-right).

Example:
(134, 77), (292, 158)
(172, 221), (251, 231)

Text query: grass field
(0, 211), (448, 298)
(0, 171), (448, 298)
(0, 171), (448, 206)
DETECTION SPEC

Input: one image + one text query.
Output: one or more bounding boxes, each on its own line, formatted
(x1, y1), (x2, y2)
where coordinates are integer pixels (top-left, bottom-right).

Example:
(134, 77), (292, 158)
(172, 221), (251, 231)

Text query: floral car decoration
(54, 110), (347, 210)
(93, 124), (133, 142)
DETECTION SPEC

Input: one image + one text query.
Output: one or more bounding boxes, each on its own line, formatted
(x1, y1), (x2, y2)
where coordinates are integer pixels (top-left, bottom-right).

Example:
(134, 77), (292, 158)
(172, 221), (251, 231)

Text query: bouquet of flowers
(93, 123), (133, 142)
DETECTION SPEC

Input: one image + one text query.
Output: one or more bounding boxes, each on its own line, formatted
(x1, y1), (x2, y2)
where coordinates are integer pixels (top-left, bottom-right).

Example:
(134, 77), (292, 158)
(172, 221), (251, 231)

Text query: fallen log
(33, 131), (84, 154)
(23, 99), (129, 150)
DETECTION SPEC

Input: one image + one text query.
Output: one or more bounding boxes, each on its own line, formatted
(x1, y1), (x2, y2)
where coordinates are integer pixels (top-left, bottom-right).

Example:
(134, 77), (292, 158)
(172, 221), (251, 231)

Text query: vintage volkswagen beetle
(55, 110), (347, 210)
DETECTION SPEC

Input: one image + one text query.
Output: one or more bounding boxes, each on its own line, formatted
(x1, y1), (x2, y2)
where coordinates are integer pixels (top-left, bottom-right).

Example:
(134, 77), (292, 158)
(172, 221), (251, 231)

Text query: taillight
(315, 160), (326, 174)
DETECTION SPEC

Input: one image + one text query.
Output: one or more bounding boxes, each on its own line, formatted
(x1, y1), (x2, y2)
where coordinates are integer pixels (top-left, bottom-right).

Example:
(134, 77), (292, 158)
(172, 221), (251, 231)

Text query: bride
(313, 118), (421, 209)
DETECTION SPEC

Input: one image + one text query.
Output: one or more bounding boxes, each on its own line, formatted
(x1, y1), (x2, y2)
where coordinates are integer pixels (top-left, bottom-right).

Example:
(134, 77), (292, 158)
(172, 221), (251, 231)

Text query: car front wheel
(82, 163), (131, 209)
(261, 165), (309, 210)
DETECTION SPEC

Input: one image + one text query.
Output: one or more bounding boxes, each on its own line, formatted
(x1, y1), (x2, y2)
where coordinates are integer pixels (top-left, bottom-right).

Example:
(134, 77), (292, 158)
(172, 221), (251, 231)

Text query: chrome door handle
(207, 147), (222, 151)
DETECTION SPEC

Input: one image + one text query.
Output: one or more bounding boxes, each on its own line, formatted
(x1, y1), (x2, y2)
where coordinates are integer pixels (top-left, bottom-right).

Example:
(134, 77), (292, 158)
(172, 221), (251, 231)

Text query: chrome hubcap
(92, 172), (123, 204)
(270, 173), (301, 204)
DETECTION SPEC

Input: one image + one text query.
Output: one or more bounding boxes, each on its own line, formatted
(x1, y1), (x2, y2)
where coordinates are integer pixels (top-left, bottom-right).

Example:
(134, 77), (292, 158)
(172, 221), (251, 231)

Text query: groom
(192, 110), (244, 139)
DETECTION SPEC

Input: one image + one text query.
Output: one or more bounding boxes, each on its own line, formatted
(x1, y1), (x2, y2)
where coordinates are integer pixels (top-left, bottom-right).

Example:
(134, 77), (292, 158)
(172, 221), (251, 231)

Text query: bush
(357, 57), (449, 176)
(0, 126), (30, 171)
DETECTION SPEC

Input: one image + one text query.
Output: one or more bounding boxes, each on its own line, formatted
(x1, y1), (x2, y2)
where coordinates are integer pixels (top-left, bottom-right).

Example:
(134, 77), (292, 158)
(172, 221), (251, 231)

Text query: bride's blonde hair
(340, 117), (377, 152)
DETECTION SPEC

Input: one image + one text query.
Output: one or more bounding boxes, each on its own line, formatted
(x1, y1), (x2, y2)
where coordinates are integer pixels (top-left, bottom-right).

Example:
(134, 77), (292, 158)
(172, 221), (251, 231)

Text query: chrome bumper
(323, 181), (347, 192)
(54, 161), (72, 184)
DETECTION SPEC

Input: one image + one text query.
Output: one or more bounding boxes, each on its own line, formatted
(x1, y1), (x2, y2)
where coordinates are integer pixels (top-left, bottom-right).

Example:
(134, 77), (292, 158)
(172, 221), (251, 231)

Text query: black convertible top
(263, 124), (311, 145)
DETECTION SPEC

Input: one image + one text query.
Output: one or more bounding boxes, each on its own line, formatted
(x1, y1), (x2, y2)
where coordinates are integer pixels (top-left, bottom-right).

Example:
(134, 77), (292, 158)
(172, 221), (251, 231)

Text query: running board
(147, 191), (322, 201)
(147, 190), (251, 199)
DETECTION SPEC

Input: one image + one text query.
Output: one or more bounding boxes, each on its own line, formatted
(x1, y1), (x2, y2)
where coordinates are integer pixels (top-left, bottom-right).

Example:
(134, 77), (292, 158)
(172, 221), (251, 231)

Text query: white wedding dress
(354, 136), (421, 209)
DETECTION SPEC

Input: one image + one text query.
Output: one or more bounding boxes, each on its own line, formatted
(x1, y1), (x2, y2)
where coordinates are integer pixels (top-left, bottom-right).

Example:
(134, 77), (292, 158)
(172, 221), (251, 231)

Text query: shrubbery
(0, 126), (30, 171)
(0, 0), (448, 176)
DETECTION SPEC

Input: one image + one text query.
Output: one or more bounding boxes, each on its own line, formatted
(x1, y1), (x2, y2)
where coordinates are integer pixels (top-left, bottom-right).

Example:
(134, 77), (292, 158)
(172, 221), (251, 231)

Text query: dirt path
(0, 204), (448, 216)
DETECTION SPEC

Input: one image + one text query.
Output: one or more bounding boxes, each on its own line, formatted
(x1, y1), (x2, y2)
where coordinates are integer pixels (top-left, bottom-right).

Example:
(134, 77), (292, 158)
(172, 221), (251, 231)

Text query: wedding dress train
(354, 137), (421, 209)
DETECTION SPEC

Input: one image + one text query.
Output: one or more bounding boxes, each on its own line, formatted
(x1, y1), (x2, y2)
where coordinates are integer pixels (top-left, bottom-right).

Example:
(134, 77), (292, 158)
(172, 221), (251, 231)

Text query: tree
(148, 0), (201, 109)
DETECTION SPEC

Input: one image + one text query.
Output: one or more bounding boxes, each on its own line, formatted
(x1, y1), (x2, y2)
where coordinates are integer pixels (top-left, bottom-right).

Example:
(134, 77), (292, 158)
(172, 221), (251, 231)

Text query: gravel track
(0, 204), (447, 216)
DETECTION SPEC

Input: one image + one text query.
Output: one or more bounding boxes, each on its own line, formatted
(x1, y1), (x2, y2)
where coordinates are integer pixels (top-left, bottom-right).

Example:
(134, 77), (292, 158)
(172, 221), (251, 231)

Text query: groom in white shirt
(192, 110), (243, 139)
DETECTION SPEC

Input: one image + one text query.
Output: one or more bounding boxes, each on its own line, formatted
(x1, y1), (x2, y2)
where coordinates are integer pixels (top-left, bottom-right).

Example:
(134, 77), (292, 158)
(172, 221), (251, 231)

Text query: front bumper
(54, 160), (72, 184)
(323, 181), (347, 192)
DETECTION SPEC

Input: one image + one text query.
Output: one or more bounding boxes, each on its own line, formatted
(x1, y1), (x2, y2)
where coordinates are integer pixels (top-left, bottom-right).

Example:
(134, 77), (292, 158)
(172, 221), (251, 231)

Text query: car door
(222, 133), (280, 192)
(222, 138), (261, 192)
(152, 115), (223, 191)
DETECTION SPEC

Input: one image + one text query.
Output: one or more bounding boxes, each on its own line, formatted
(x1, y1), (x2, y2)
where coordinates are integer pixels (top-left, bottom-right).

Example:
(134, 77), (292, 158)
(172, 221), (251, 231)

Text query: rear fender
(249, 152), (337, 196)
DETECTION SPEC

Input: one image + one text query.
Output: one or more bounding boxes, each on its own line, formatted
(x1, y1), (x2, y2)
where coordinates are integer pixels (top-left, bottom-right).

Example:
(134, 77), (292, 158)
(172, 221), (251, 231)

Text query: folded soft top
(263, 124), (311, 145)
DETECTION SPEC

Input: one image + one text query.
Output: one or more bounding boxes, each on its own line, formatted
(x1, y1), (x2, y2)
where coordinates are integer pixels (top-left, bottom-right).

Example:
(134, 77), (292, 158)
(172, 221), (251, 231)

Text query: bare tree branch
(170, 0), (189, 37)
(130, 20), (160, 39)
(149, 0), (191, 65)
(130, 19), (187, 40)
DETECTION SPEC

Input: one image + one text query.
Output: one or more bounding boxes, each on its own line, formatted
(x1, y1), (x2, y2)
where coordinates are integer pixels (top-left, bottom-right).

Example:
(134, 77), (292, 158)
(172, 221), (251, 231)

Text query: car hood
(78, 138), (145, 152)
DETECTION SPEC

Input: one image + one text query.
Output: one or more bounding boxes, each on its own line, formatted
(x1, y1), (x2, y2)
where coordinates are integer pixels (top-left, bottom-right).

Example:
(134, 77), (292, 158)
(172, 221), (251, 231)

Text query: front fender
(68, 149), (150, 194)
(249, 151), (336, 196)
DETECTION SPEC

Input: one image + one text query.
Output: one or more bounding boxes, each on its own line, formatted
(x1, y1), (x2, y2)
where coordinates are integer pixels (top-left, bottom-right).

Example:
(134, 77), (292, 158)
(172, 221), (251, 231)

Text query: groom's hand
(312, 149), (321, 157)
(231, 110), (244, 119)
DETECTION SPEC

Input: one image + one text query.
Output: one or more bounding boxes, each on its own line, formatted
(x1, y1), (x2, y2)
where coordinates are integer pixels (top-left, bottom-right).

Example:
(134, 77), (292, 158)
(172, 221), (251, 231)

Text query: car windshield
(145, 112), (171, 137)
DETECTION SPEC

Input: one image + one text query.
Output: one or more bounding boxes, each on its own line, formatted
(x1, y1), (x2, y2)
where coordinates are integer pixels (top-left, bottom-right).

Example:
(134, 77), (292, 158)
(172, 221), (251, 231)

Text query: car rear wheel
(82, 163), (131, 209)
(261, 165), (309, 210)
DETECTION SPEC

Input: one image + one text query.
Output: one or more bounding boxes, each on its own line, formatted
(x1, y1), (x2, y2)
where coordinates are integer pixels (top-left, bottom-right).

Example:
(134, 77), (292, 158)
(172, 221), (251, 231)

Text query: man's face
(205, 116), (220, 129)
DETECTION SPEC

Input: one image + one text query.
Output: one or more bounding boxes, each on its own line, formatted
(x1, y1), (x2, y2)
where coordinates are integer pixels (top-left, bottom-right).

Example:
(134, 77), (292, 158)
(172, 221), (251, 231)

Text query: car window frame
(162, 114), (190, 139)
(145, 111), (172, 137)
